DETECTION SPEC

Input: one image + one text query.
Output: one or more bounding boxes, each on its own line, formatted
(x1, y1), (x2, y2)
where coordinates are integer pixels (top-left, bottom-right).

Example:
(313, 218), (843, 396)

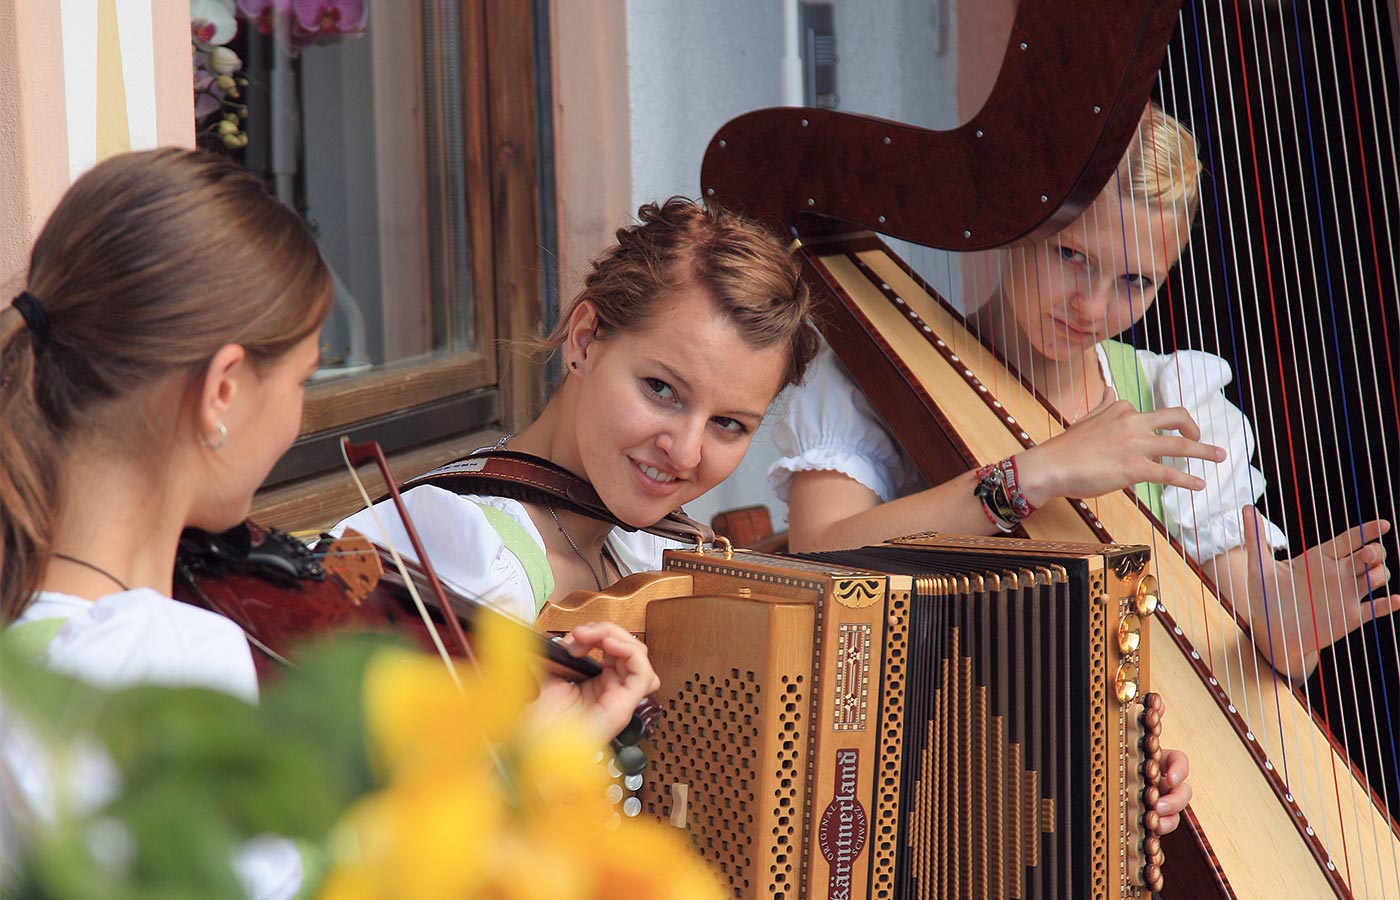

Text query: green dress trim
(472, 501), (555, 615)
(1100, 339), (1166, 520)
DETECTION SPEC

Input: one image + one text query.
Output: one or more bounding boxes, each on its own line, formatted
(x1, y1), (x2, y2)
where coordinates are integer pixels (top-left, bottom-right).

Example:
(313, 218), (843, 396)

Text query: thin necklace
(50, 553), (130, 593)
(547, 504), (609, 591)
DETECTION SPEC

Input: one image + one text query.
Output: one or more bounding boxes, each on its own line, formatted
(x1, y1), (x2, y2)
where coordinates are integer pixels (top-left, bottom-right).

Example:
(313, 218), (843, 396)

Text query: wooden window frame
(252, 0), (548, 533)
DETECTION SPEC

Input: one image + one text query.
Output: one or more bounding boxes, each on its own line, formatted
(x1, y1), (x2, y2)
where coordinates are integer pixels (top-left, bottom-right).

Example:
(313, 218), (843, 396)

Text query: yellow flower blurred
(318, 614), (725, 900)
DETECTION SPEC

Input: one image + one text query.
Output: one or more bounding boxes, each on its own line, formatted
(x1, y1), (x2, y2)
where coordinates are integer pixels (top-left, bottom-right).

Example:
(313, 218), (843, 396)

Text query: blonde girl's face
(568, 291), (789, 528)
(1000, 193), (1191, 362)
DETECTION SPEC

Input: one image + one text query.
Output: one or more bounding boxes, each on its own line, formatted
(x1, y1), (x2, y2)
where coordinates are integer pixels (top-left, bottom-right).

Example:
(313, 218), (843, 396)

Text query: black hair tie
(11, 291), (50, 339)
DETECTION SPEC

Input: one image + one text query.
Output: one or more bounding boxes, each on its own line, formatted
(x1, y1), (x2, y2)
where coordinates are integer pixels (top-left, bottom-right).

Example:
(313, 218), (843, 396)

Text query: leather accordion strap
(399, 450), (715, 547)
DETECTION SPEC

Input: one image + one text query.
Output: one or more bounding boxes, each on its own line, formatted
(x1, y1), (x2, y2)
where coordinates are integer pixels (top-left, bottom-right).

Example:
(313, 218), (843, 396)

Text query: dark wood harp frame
(700, 2), (1399, 900)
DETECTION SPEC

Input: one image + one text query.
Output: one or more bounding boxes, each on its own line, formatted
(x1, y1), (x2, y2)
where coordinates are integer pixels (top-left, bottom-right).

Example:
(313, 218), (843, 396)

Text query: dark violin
(173, 518), (601, 682)
(173, 437), (658, 768)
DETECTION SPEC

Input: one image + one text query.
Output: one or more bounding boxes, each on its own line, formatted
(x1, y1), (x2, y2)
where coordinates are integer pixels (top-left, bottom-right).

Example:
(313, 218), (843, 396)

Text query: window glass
(195, 1), (473, 383)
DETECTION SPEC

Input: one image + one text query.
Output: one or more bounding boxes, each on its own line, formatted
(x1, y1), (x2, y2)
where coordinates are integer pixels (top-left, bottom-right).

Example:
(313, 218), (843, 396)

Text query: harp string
(1217, 1), (1357, 864)
(1358, 0), (1400, 822)
(1282, 0), (1388, 856)
(1293, 2), (1394, 849)
(887, 5), (1399, 888)
(1312, 3), (1400, 881)
(1161, 39), (1224, 694)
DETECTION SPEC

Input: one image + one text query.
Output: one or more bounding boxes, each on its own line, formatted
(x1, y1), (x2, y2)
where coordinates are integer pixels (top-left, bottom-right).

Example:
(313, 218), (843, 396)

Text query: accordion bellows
(541, 534), (1164, 900)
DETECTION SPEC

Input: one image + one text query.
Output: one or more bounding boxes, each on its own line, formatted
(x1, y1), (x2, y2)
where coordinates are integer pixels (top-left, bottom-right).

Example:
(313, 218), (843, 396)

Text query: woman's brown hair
(541, 197), (817, 390)
(1, 148), (331, 621)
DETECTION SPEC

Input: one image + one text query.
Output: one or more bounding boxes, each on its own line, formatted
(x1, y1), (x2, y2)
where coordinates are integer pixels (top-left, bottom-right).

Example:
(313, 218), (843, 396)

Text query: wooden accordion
(542, 534), (1166, 900)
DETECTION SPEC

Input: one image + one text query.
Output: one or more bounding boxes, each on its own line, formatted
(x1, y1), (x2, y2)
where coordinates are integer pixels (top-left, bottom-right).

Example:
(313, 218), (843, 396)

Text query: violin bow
(340, 438), (477, 686)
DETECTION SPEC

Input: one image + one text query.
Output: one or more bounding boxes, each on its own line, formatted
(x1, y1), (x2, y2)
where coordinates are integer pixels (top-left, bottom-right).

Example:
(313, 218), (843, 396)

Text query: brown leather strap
(400, 450), (715, 546)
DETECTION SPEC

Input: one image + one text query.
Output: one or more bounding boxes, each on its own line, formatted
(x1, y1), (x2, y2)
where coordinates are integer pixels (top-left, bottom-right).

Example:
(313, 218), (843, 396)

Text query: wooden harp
(700, 2), (1399, 899)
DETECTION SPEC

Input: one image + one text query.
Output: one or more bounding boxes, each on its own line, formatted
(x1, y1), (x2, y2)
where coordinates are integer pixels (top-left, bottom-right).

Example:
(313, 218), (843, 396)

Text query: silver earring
(201, 422), (228, 451)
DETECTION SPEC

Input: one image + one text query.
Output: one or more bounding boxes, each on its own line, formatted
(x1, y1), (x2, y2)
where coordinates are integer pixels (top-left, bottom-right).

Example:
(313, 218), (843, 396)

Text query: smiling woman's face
(1000, 192), (1190, 362)
(567, 287), (789, 528)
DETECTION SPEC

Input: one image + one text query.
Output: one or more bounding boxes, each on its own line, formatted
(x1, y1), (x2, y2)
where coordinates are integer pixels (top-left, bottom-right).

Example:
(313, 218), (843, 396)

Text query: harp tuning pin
(1142, 784), (1161, 809)
(1143, 808), (1162, 833)
(1142, 757), (1161, 784)
(1140, 733), (1161, 756)
(1145, 864), (1164, 893)
(1143, 835), (1162, 860)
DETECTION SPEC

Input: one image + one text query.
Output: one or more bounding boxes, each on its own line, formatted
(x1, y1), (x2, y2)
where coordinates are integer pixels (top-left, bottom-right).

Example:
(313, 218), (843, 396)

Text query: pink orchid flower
(191, 0), (237, 47)
(293, 0), (367, 38)
(236, 0), (292, 36)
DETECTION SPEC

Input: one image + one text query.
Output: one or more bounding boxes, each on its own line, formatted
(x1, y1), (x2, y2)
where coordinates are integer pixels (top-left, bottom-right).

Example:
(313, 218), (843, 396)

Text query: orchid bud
(216, 75), (239, 97)
(209, 46), (241, 75)
(222, 132), (244, 149)
(218, 119), (239, 136)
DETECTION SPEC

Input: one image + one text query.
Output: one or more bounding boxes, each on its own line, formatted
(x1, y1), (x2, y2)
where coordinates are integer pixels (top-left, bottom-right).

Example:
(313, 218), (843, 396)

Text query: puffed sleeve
(768, 341), (920, 504)
(1140, 349), (1290, 562)
(40, 591), (260, 703)
(608, 527), (685, 576)
(331, 486), (543, 624)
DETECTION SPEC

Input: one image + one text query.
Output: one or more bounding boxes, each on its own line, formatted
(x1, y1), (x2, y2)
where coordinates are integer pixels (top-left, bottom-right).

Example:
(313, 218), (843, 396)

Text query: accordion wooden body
(544, 534), (1166, 900)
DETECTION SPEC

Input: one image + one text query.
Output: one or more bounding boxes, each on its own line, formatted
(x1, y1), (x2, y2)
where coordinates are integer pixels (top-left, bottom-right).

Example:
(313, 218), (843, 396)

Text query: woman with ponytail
(0, 149), (658, 897)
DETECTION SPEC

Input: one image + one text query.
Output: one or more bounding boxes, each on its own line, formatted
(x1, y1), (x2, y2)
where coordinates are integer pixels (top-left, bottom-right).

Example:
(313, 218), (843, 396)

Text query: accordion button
(1134, 574), (1160, 616)
(616, 714), (647, 746)
(1118, 614), (1142, 653)
(1115, 662), (1140, 704)
(617, 744), (648, 776)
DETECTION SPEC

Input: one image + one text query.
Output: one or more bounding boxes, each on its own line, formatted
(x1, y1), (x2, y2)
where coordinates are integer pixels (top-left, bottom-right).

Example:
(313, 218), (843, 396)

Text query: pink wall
(1, 0), (192, 293)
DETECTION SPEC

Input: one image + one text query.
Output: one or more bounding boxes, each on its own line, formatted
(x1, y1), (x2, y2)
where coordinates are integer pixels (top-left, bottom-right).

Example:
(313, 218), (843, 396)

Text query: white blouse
(768, 340), (1288, 563)
(2, 590), (301, 900)
(332, 486), (682, 623)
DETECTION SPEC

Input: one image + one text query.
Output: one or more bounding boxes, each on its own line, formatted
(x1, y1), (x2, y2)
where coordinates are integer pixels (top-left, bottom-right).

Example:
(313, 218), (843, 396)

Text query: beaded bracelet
(998, 455), (1037, 518)
(974, 456), (1037, 532)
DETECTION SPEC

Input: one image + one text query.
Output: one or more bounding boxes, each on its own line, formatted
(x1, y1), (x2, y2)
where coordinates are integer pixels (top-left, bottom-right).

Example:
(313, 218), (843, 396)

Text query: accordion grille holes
(770, 675), (805, 899)
(1090, 571), (1110, 898)
(645, 668), (805, 899)
(872, 588), (910, 899)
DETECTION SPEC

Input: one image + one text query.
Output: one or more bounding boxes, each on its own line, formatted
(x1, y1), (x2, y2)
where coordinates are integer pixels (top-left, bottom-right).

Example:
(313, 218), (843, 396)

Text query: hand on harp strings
(1012, 387), (1228, 508)
(1202, 506), (1400, 682)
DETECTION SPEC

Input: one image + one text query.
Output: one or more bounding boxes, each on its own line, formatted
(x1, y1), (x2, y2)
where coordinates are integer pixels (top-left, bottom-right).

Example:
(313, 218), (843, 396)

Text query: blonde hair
(1119, 102), (1203, 219)
(541, 197), (817, 390)
(1, 148), (331, 621)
